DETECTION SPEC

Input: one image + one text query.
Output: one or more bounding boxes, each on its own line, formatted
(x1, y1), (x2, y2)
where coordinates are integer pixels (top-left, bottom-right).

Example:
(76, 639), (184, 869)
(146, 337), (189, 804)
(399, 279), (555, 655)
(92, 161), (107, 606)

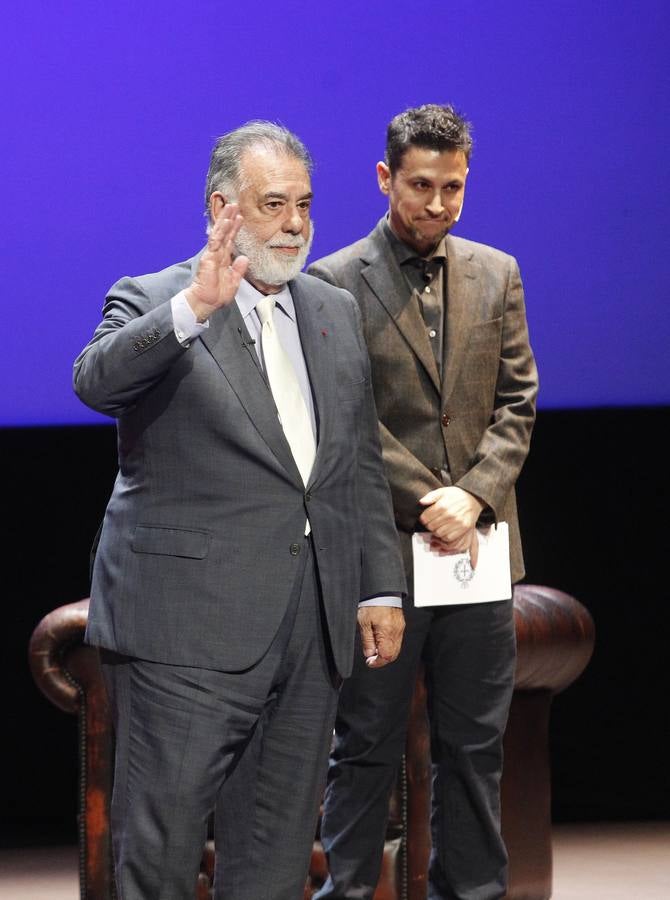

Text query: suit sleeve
(454, 256), (538, 520)
(346, 293), (407, 598)
(73, 277), (188, 417)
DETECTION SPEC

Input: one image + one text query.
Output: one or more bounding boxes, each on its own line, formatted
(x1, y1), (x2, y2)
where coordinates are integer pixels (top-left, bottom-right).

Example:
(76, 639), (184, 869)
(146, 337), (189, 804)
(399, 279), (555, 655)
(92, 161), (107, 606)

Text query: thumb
(419, 489), (440, 506)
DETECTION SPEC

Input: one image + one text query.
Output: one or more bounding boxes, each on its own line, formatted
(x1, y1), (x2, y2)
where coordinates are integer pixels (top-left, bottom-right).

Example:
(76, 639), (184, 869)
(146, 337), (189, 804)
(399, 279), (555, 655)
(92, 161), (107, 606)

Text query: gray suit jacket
(74, 253), (406, 677)
(308, 218), (538, 584)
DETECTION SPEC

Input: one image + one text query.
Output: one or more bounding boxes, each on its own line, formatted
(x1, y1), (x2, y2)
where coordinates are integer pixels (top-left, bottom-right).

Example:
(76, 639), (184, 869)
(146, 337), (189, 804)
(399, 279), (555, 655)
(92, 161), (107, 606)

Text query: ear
(376, 161), (391, 196)
(454, 170), (469, 223)
(209, 191), (227, 220)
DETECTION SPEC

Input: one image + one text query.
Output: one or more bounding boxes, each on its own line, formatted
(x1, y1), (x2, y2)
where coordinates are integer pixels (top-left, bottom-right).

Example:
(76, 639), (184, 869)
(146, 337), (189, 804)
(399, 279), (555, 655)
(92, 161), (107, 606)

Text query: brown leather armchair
(29, 585), (594, 900)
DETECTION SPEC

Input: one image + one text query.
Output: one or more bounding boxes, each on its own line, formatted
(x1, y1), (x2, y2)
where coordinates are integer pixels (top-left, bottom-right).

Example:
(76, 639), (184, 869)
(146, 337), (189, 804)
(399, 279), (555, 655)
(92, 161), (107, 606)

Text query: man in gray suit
(73, 122), (406, 900)
(308, 105), (538, 899)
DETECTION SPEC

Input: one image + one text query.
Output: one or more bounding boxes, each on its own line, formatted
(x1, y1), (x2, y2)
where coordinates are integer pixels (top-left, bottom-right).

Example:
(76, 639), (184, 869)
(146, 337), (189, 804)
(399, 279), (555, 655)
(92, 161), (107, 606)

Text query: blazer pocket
(337, 377), (366, 401)
(131, 525), (210, 559)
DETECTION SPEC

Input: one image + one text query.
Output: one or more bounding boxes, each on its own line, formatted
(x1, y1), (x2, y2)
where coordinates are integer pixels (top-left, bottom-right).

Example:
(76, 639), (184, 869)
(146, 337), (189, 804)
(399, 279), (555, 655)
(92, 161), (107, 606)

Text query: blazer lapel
(199, 293), (302, 485)
(289, 275), (336, 488)
(362, 223), (441, 394)
(442, 236), (480, 405)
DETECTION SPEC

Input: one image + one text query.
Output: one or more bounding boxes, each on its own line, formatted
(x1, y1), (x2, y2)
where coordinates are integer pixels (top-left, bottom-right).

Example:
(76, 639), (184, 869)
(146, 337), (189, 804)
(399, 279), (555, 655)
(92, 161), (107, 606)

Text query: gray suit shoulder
(295, 270), (358, 308)
(109, 255), (196, 305)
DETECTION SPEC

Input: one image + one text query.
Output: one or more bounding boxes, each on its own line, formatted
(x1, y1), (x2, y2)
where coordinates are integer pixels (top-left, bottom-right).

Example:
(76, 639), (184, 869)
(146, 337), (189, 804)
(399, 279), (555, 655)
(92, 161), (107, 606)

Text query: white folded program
(412, 522), (512, 607)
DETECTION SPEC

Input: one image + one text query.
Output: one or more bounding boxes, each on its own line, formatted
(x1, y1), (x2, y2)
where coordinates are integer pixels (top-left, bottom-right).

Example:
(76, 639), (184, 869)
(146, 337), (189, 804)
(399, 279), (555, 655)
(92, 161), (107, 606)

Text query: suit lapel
(362, 223), (441, 393)
(199, 294), (302, 485)
(442, 236), (479, 405)
(289, 275), (336, 488)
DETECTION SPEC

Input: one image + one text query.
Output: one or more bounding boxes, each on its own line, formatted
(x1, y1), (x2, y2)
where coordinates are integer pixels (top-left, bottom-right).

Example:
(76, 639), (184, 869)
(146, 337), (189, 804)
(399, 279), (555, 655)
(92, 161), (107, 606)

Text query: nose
(425, 190), (445, 217)
(282, 205), (304, 234)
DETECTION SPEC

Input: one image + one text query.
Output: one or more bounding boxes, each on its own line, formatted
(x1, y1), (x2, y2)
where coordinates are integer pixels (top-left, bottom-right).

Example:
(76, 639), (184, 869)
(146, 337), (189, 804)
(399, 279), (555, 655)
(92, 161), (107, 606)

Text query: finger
(222, 257), (249, 296)
(231, 255), (249, 276)
(375, 636), (402, 664)
(207, 219), (233, 252)
(469, 531), (479, 569)
(429, 540), (457, 556)
(419, 506), (434, 525)
(366, 655), (387, 668)
(366, 641), (398, 667)
(213, 201), (239, 224)
(358, 623), (378, 661)
(419, 506), (444, 529)
(209, 207), (241, 249)
(224, 212), (244, 247)
(218, 217), (245, 270)
(433, 523), (455, 542)
(367, 657), (389, 668)
(217, 217), (241, 251)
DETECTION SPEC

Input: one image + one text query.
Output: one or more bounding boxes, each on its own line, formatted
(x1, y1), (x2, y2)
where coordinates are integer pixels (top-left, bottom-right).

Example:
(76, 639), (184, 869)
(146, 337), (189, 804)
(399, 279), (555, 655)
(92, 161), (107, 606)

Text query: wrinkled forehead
(239, 146), (311, 195)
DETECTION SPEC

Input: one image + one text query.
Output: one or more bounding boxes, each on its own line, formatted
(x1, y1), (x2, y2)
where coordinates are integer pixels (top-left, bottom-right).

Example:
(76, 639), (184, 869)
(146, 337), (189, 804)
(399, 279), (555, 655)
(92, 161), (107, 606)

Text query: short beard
(234, 222), (314, 286)
(410, 222), (450, 252)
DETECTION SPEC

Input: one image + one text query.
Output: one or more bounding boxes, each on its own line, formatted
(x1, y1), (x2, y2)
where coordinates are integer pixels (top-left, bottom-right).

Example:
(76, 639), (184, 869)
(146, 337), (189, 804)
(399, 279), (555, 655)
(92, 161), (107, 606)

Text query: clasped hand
(418, 485), (484, 568)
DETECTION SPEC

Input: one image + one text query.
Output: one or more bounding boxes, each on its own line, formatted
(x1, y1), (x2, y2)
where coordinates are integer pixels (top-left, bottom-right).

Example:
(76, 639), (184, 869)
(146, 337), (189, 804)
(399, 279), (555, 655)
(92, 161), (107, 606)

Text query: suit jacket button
(441, 412), (451, 426)
(290, 542), (301, 556)
(305, 491), (312, 502)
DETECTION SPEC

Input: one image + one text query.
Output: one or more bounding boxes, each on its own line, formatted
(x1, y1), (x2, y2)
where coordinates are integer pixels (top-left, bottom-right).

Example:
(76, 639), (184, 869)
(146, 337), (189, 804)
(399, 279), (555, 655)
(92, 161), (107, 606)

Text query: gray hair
(204, 121), (313, 223)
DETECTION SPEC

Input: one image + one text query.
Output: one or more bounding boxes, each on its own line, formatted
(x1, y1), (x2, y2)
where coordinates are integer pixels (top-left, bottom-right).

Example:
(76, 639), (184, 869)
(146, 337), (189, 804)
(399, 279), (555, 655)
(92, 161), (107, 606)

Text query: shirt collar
(236, 278), (296, 321)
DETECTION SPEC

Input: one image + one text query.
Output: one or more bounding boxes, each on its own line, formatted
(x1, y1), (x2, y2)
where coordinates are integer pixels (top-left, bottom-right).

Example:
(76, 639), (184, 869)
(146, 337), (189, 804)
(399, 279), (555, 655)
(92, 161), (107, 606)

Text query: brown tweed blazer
(308, 218), (538, 584)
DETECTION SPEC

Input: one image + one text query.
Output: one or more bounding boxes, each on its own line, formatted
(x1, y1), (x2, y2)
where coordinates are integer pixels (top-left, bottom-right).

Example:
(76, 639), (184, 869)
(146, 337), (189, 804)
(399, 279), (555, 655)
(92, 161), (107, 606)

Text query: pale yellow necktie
(256, 296), (316, 488)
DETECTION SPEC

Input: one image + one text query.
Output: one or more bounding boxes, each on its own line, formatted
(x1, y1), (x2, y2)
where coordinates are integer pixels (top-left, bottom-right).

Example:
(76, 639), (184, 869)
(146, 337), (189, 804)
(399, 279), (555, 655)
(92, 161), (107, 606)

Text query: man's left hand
(418, 486), (485, 568)
(357, 606), (405, 669)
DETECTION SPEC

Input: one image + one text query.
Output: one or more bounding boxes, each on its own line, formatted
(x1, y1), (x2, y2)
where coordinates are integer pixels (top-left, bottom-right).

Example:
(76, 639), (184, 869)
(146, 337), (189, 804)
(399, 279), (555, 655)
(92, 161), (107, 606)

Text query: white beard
(235, 222), (314, 286)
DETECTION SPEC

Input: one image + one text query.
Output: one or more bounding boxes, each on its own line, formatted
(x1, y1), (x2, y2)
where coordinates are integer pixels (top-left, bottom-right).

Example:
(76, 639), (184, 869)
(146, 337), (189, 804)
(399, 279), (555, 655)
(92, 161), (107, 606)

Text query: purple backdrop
(2, 0), (669, 424)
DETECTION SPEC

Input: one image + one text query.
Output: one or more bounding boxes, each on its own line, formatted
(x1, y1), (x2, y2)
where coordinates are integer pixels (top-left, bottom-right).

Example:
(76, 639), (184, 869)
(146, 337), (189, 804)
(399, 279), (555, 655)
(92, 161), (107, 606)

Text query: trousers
(101, 539), (340, 900)
(315, 597), (516, 900)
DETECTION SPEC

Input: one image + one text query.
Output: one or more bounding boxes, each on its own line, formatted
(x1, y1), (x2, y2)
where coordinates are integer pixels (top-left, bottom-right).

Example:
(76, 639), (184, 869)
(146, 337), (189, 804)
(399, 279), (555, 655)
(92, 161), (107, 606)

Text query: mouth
(270, 246), (301, 255)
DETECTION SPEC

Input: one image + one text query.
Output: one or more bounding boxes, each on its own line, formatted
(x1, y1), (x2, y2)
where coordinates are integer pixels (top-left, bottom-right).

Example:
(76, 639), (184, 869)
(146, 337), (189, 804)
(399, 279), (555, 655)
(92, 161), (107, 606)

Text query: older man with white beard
(73, 121), (406, 900)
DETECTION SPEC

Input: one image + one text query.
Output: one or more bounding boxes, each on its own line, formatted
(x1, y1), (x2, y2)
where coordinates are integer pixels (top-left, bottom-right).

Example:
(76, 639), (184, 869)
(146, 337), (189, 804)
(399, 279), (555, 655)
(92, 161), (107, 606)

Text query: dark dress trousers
(73, 253), (406, 900)
(308, 218), (538, 900)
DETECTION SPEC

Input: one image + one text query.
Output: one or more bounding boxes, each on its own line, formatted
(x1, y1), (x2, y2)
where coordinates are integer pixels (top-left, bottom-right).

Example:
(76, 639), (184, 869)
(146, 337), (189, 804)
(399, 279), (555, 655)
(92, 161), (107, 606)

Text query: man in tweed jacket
(309, 105), (538, 900)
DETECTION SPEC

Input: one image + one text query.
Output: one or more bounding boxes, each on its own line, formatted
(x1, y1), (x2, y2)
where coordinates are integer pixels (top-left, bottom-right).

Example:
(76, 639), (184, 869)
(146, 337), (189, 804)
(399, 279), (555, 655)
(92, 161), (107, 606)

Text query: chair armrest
(28, 599), (91, 714)
(513, 585), (595, 692)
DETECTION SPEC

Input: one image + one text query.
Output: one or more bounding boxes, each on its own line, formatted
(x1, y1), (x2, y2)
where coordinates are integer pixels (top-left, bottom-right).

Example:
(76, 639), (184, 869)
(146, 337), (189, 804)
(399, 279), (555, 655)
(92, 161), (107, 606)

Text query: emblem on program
(454, 557), (474, 588)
